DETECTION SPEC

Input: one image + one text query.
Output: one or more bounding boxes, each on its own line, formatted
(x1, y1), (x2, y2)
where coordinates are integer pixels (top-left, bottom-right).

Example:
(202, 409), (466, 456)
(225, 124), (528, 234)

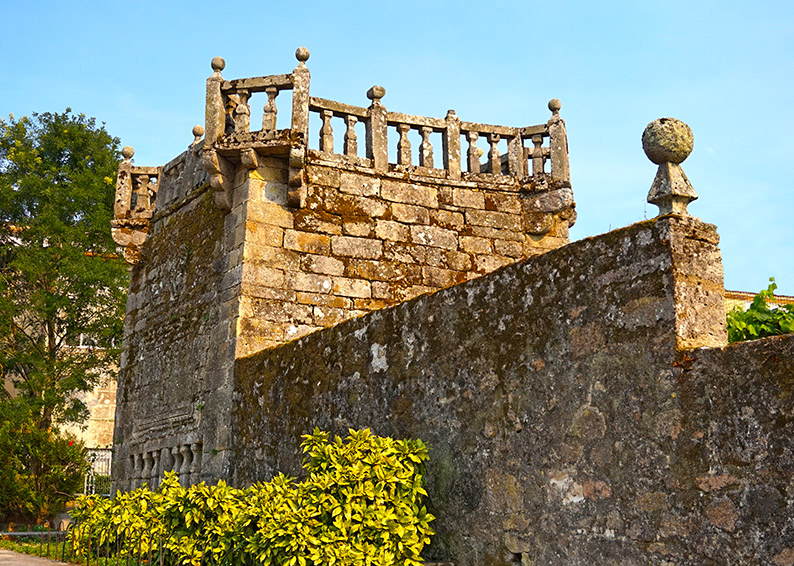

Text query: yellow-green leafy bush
(70, 429), (434, 566)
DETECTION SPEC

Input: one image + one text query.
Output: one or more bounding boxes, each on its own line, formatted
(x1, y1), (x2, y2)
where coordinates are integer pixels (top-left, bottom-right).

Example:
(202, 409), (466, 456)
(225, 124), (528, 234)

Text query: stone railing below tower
(111, 146), (162, 264)
(202, 47), (570, 211)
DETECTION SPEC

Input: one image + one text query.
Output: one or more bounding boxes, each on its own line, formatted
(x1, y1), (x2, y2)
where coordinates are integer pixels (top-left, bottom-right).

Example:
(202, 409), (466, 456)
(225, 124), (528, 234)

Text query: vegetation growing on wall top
(727, 279), (794, 343)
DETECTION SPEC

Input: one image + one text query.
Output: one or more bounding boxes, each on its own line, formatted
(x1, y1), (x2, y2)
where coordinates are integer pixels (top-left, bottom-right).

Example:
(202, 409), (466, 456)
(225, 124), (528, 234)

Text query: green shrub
(70, 429), (434, 566)
(727, 278), (794, 343)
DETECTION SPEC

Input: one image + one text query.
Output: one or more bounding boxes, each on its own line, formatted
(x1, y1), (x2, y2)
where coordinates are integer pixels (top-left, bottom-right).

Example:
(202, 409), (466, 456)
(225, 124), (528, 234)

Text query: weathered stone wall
(231, 215), (791, 565)
(235, 152), (574, 355)
(112, 145), (239, 489)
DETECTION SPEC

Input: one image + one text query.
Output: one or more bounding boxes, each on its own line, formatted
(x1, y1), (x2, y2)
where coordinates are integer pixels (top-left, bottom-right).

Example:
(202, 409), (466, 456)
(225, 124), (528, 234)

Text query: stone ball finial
(121, 146), (134, 161)
(192, 125), (205, 138)
(642, 118), (693, 165)
(548, 99), (562, 114)
(367, 85), (386, 102)
(295, 47), (310, 63)
(211, 57), (226, 73)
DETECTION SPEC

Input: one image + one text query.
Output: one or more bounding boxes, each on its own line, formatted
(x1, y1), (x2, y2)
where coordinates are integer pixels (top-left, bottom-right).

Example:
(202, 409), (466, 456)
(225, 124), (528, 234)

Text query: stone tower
(111, 48), (576, 489)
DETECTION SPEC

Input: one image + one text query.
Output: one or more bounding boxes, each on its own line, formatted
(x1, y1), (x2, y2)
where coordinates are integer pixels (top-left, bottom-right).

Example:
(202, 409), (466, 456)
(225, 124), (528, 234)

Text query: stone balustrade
(110, 146), (161, 264)
(125, 443), (203, 491)
(203, 47), (570, 211)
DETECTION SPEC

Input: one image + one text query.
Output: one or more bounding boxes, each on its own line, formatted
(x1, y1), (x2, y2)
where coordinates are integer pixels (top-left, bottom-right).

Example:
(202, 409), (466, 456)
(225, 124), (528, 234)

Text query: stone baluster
(262, 87), (279, 131)
(365, 85), (388, 171)
(133, 453), (143, 489)
(126, 455), (135, 491)
(142, 452), (153, 487)
(319, 110), (334, 153)
(171, 446), (183, 484)
(233, 90), (251, 133)
(443, 110), (461, 179)
(114, 147), (134, 219)
(205, 57), (226, 144)
(397, 124), (411, 165)
(190, 443), (202, 485)
(160, 447), (173, 481)
(291, 47), (311, 142)
(508, 134), (524, 176)
(151, 450), (161, 489)
(179, 445), (192, 486)
(419, 127), (434, 168)
(288, 47), (311, 208)
(547, 99), (570, 186)
(531, 135), (544, 177)
(488, 133), (501, 174)
(466, 132), (480, 173)
(344, 115), (358, 156)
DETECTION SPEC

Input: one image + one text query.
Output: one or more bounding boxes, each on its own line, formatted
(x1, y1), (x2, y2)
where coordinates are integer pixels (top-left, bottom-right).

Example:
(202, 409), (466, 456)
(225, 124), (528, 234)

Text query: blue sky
(2, 0), (792, 294)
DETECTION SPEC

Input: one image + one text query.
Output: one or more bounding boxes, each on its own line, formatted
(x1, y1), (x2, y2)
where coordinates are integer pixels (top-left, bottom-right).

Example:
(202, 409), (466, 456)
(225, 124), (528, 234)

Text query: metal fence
(84, 448), (112, 497)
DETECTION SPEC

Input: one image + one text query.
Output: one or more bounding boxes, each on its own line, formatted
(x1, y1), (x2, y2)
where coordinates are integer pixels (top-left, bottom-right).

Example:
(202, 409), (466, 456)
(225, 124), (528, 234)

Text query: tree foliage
(71, 429), (435, 566)
(727, 278), (794, 343)
(0, 109), (127, 521)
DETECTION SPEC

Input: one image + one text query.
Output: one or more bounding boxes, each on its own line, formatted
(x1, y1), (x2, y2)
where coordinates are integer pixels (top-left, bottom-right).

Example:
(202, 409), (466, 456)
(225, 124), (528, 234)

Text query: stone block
(333, 277), (372, 298)
(244, 243), (300, 271)
(240, 283), (295, 302)
(392, 203), (430, 225)
(375, 220), (411, 243)
(346, 260), (422, 284)
(284, 230), (331, 255)
(307, 166), (341, 188)
(262, 181), (289, 205)
(340, 172), (380, 197)
(485, 192), (522, 214)
(313, 306), (354, 327)
(301, 254), (345, 276)
(246, 223), (284, 248)
(494, 239), (523, 258)
(256, 164), (289, 184)
(445, 250), (473, 271)
(331, 236), (383, 259)
(318, 187), (389, 219)
(469, 225), (524, 242)
(381, 180), (438, 208)
(353, 298), (392, 310)
(296, 292), (353, 309)
(466, 209), (522, 232)
(371, 281), (394, 300)
(286, 272), (333, 294)
(423, 266), (467, 288)
(294, 209), (342, 235)
(250, 299), (313, 325)
(410, 225), (458, 250)
(474, 254), (515, 273)
(399, 284), (435, 300)
(452, 188), (485, 209)
(460, 235), (493, 254)
(343, 219), (373, 237)
(248, 201), (294, 229)
(431, 209), (464, 229)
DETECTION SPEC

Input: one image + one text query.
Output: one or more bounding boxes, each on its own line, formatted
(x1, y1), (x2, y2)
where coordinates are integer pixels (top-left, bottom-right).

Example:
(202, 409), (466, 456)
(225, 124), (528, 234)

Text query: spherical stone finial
(295, 47), (310, 63)
(642, 117), (693, 165)
(211, 57), (226, 73)
(367, 85), (386, 101)
(548, 98), (562, 114)
(121, 146), (134, 160)
(192, 125), (205, 138)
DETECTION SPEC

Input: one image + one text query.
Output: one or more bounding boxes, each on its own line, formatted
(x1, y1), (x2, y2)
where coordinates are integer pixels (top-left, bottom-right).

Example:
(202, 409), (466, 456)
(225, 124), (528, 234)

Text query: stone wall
(236, 151), (574, 355)
(112, 145), (239, 489)
(231, 214), (793, 565)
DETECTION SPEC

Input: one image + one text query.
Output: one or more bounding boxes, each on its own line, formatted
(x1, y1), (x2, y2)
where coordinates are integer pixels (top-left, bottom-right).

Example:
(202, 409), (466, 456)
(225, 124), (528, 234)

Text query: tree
(0, 109), (127, 521)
